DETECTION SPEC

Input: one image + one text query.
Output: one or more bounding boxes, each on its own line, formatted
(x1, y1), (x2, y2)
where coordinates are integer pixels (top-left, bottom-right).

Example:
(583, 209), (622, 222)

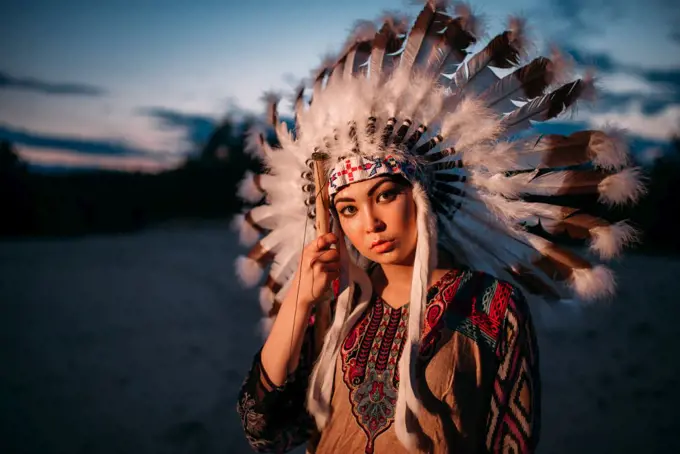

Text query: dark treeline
(1, 124), (680, 254)
(0, 119), (263, 236)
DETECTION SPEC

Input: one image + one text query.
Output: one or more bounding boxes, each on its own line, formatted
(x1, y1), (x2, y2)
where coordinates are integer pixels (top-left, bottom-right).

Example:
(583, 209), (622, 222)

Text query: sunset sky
(1, 0), (679, 172)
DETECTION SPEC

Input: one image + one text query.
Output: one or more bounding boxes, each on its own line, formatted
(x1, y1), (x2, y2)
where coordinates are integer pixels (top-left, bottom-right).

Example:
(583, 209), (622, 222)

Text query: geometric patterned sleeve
(485, 287), (541, 453)
(235, 324), (316, 453)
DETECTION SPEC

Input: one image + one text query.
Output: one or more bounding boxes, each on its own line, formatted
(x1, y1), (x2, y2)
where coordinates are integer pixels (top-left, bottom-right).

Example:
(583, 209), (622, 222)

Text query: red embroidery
(339, 270), (460, 453)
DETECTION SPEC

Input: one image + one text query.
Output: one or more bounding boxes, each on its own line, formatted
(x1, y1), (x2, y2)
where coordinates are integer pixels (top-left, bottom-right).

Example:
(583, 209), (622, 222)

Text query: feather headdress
(232, 0), (645, 450)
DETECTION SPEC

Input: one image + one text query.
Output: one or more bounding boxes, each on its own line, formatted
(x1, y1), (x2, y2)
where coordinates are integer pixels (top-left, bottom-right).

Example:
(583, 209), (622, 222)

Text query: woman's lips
(371, 239), (395, 253)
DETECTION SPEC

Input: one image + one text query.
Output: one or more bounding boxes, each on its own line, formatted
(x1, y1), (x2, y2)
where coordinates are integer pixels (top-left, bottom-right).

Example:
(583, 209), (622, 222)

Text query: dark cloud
(561, 45), (621, 73)
(641, 67), (680, 90)
(0, 124), (158, 158)
(557, 46), (680, 117)
(140, 108), (216, 149)
(0, 71), (107, 97)
(595, 92), (674, 116)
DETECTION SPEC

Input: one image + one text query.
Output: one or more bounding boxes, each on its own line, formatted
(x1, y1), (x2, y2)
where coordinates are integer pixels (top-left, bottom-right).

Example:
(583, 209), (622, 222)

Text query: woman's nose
(363, 209), (386, 233)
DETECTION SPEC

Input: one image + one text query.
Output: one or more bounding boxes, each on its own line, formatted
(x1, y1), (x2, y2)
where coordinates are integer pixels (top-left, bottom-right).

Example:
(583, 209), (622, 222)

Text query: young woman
(237, 172), (540, 453)
(233, 3), (644, 453)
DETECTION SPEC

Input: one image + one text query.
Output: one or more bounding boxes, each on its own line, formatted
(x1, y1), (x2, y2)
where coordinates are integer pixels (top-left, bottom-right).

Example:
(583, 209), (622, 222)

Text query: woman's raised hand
(287, 232), (341, 310)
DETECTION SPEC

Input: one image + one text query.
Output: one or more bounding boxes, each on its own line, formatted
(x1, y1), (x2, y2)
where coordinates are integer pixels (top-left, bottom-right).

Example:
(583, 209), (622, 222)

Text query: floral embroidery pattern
(340, 270), (460, 454)
(341, 296), (406, 453)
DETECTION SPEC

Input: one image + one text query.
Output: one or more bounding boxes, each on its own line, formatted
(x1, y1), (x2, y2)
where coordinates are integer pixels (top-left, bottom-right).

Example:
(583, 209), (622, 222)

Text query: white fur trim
(306, 226), (375, 431)
(393, 181), (435, 449)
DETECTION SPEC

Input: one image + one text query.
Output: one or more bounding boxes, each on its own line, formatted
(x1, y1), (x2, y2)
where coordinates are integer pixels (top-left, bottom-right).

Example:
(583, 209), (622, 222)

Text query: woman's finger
(314, 249), (340, 264)
(314, 233), (338, 252)
(320, 263), (341, 273)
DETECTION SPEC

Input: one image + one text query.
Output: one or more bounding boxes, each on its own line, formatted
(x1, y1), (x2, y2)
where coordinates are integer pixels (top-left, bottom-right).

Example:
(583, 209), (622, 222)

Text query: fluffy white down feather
(235, 256), (264, 288)
(570, 265), (616, 301)
(598, 167), (647, 206)
(258, 286), (275, 314)
(237, 171), (264, 203)
(590, 128), (630, 170)
(589, 221), (639, 259)
(230, 214), (260, 246)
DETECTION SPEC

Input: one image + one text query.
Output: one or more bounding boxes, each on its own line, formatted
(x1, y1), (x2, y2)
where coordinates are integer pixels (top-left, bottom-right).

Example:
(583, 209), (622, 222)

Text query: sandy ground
(1, 222), (679, 453)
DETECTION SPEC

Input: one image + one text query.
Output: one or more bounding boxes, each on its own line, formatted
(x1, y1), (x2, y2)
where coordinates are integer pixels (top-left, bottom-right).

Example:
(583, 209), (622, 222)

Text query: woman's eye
(340, 206), (357, 216)
(377, 189), (398, 202)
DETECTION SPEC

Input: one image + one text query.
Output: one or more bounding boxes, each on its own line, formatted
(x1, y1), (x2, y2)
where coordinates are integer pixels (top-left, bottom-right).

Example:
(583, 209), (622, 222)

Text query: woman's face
(333, 175), (418, 266)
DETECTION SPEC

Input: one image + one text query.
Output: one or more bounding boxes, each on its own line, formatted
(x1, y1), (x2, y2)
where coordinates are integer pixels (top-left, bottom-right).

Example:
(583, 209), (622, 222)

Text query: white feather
(259, 286), (275, 314)
(589, 221), (640, 260)
(235, 256), (264, 288)
(590, 128), (630, 170)
(598, 167), (647, 206)
(440, 98), (502, 150)
(230, 214), (260, 246)
(237, 171), (265, 203)
(249, 205), (279, 230)
(244, 125), (269, 158)
(570, 265), (616, 301)
(471, 171), (521, 197)
(258, 317), (275, 339)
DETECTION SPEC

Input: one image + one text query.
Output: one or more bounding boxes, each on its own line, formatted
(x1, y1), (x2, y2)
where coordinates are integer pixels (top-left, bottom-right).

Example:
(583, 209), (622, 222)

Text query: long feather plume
(501, 78), (594, 136)
(452, 17), (526, 94)
(399, 2), (437, 73)
(479, 56), (555, 113)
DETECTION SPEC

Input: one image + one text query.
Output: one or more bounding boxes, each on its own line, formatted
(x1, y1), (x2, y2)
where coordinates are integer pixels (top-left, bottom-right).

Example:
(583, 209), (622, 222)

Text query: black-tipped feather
(452, 31), (523, 94)
(480, 57), (554, 113)
(501, 79), (587, 136)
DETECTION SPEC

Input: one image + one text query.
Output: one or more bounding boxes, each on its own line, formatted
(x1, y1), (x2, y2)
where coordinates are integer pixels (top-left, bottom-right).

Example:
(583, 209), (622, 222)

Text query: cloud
(139, 107), (216, 151)
(586, 102), (680, 141)
(0, 124), (162, 158)
(0, 71), (107, 97)
(554, 45), (680, 120)
(16, 146), (182, 174)
(561, 46), (620, 73)
(591, 71), (680, 115)
(0, 123), (185, 173)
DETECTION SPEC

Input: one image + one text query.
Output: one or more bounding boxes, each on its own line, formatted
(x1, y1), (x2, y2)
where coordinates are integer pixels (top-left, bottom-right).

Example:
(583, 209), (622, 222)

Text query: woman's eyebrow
(366, 178), (393, 196)
(333, 178), (393, 205)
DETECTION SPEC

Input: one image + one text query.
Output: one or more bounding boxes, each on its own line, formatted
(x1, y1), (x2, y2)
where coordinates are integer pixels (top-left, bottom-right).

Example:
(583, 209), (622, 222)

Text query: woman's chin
(367, 249), (411, 266)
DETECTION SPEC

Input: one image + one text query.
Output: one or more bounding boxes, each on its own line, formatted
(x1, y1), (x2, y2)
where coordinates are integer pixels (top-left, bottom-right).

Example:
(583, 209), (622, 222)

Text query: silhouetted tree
(0, 140), (26, 174)
(0, 141), (32, 234)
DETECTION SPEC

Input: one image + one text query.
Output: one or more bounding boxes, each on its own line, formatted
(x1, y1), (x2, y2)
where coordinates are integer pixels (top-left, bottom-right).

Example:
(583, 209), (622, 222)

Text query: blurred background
(1, 0), (679, 453)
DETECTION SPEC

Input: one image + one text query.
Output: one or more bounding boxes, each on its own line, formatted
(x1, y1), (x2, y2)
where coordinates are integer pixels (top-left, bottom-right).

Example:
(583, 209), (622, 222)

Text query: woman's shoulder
(432, 267), (530, 351)
(434, 267), (525, 304)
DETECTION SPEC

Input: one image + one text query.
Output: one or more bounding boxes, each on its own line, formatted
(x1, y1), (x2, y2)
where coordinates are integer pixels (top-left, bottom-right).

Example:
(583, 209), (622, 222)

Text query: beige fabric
(306, 323), (496, 453)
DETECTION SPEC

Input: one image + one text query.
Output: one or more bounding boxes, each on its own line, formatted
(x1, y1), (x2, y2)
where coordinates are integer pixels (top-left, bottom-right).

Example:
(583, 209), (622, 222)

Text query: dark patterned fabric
(236, 268), (541, 453)
(236, 328), (316, 453)
(485, 287), (541, 452)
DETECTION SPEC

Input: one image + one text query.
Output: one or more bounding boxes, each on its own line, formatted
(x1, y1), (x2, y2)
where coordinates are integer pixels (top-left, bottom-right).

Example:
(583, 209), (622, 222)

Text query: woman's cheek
(341, 218), (365, 252)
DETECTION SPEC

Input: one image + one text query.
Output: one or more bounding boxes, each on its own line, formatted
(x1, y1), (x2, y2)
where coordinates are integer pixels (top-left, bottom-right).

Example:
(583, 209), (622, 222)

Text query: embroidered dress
(236, 269), (540, 453)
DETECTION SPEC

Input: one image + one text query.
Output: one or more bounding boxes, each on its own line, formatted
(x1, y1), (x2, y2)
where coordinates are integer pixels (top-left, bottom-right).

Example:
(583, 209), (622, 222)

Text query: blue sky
(1, 0), (679, 171)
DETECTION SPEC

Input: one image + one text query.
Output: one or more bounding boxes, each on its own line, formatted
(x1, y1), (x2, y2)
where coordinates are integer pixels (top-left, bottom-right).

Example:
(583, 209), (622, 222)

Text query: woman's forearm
(259, 291), (313, 388)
